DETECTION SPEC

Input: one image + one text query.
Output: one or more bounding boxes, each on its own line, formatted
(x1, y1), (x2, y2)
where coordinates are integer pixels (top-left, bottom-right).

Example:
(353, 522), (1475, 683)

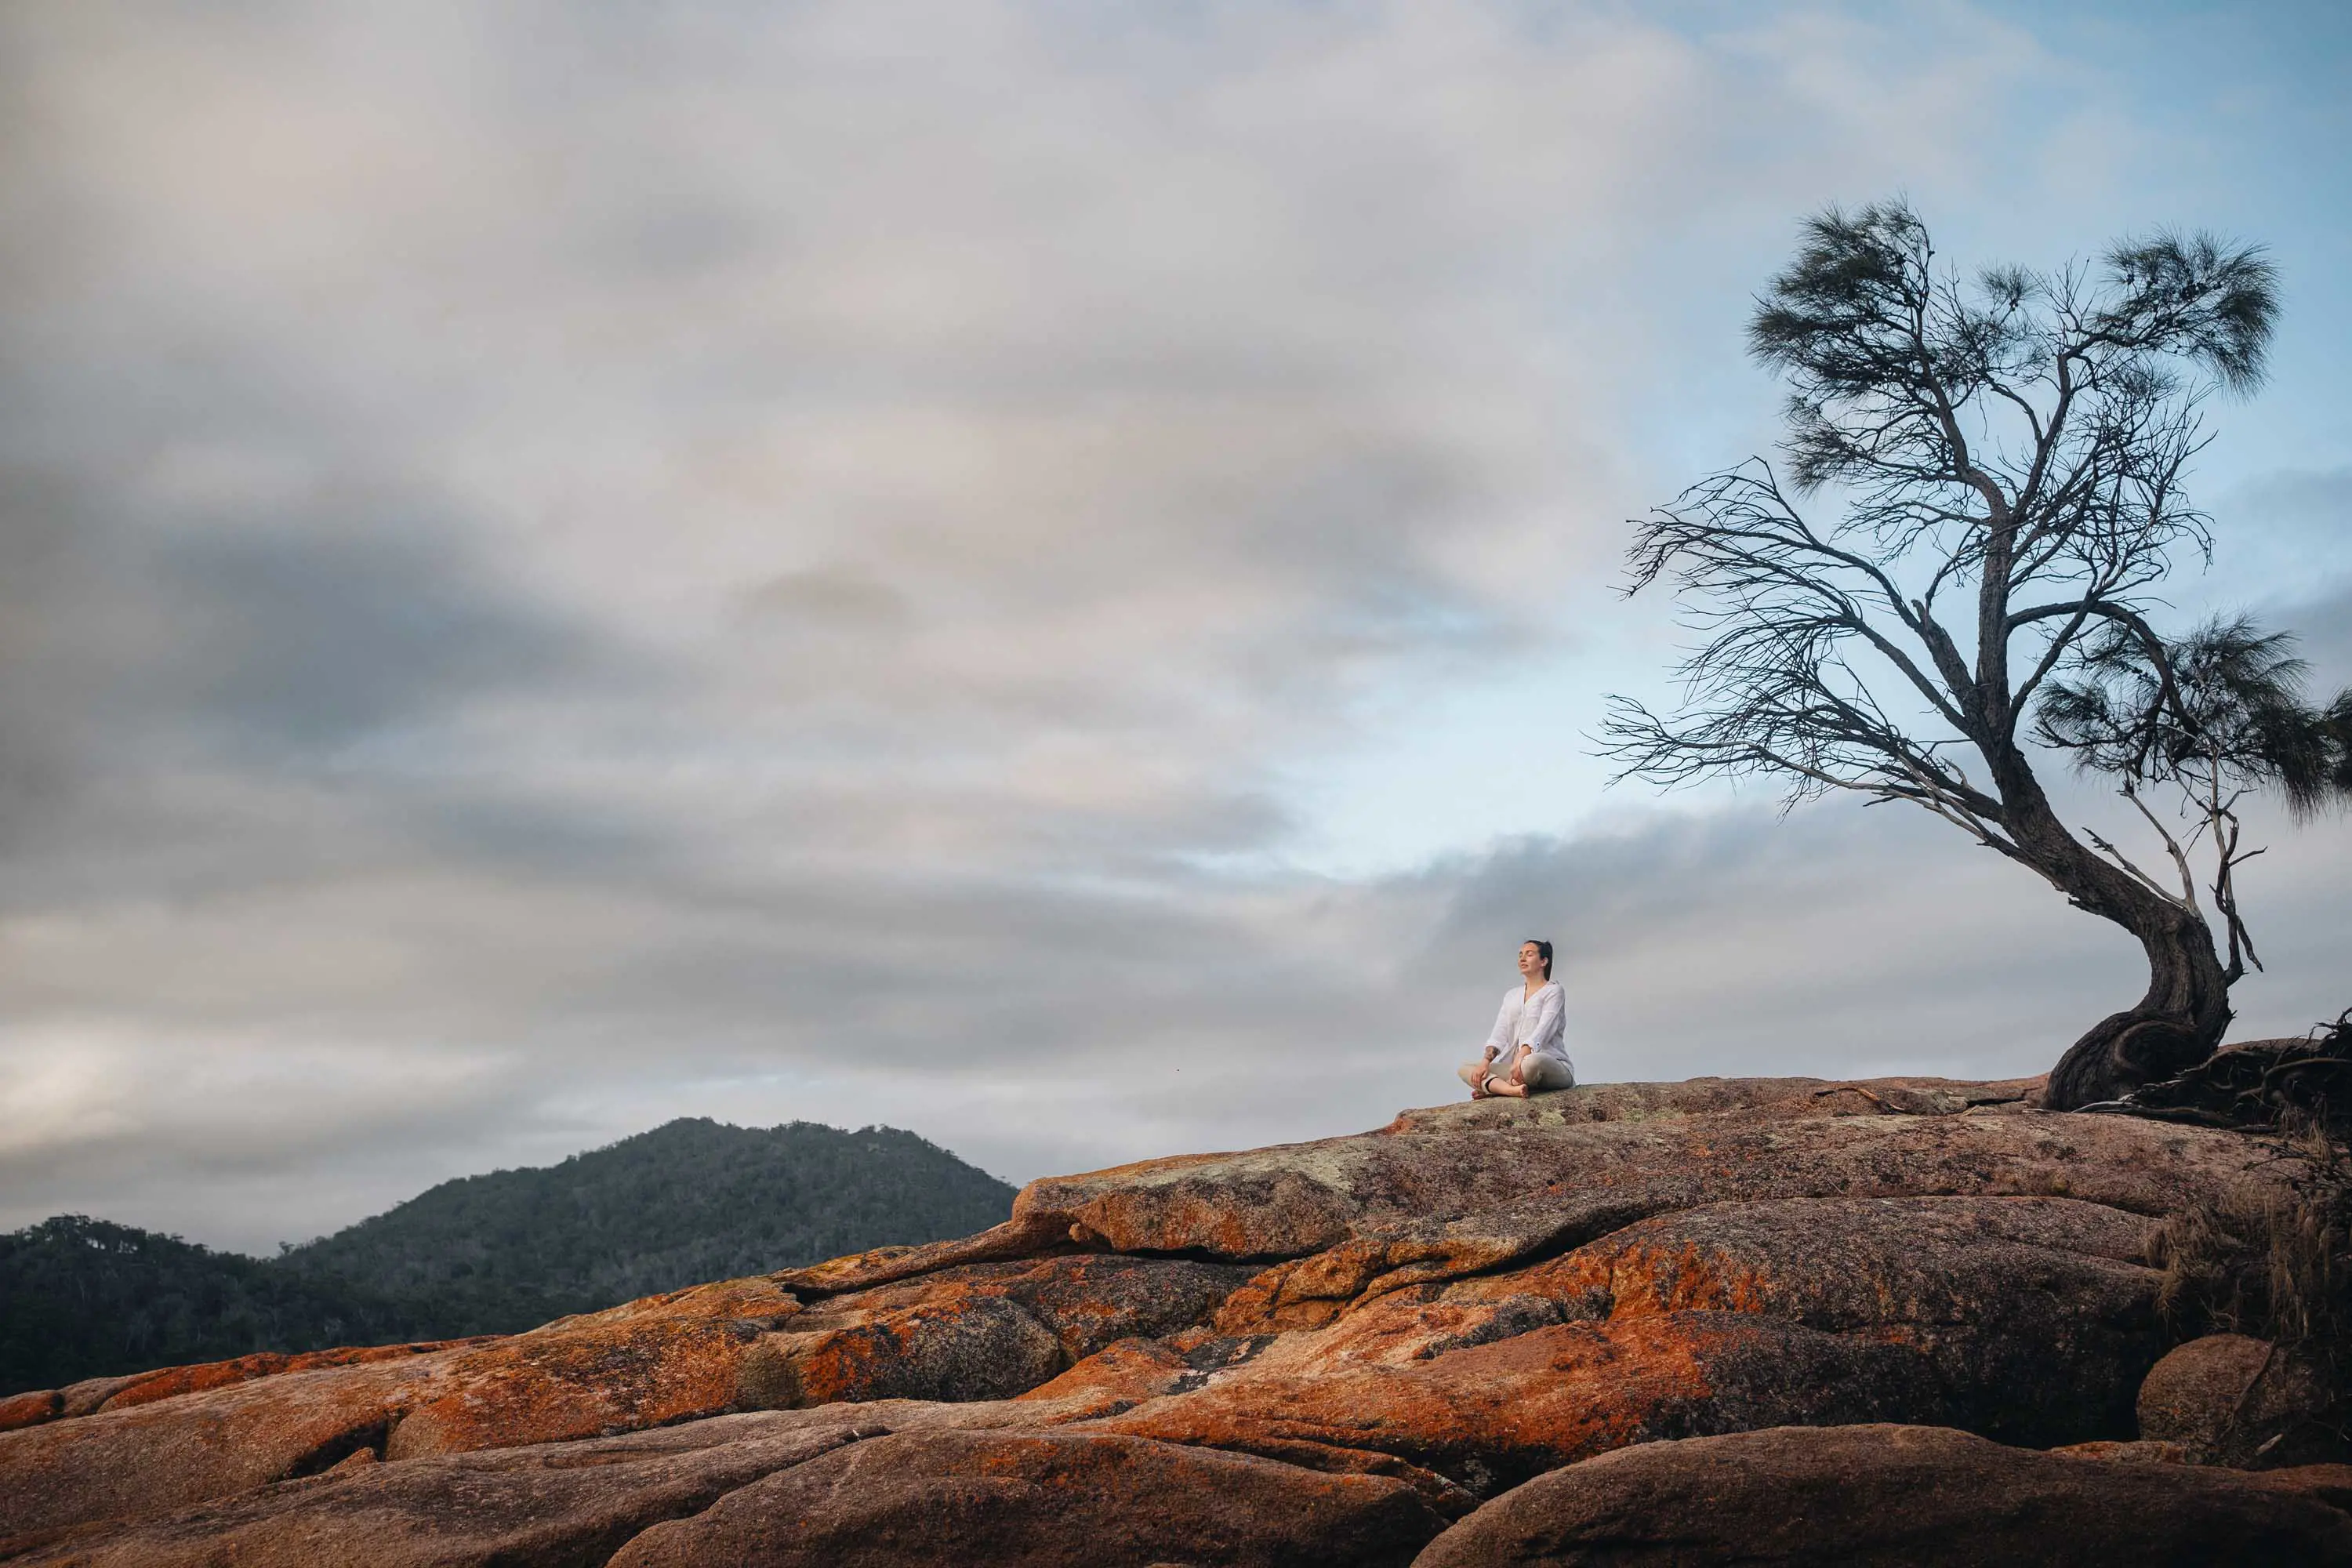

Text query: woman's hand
(1509, 1044), (1532, 1083)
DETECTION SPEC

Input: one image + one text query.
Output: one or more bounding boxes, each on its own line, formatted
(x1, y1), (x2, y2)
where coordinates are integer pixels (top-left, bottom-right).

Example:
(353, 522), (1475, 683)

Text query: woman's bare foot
(1487, 1076), (1530, 1098)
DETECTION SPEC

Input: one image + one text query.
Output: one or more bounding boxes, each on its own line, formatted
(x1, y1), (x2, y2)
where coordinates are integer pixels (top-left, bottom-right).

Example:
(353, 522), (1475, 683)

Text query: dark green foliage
(2037, 615), (2352, 820)
(0, 1216), (426, 1396)
(278, 1119), (1017, 1334)
(2, 1119), (1015, 1396)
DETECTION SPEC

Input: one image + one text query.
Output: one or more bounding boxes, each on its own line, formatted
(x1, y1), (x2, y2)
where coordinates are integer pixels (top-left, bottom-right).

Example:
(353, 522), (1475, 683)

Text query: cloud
(0, 2), (2344, 1251)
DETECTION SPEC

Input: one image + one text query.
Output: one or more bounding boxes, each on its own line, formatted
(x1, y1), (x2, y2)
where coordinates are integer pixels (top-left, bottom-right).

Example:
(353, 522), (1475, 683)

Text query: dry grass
(2148, 1112), (2352, 1370)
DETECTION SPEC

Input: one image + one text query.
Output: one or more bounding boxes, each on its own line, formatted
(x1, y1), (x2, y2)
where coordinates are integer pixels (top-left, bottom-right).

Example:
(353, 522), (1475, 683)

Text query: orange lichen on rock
(92, 1338), (504, 1415)
(0, 1389), (64, 1436)
(0, 1274), (803, 1541)
(1090, 1310), (1944, 1488)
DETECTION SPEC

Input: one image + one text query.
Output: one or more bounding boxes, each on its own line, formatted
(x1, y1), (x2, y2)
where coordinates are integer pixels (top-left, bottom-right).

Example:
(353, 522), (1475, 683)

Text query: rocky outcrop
(1410, 1423), (2352, 1566)
(3, 1074), (2342, 1565)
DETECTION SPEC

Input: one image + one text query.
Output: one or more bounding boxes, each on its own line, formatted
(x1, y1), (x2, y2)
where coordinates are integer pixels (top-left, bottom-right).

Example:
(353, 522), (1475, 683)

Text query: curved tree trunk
(1983, 747), (2234, 1111)
(2042, 898), (2234, 1111)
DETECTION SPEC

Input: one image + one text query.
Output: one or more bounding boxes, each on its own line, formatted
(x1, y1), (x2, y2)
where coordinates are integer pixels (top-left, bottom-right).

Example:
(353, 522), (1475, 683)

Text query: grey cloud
(147, 524), (598, 756)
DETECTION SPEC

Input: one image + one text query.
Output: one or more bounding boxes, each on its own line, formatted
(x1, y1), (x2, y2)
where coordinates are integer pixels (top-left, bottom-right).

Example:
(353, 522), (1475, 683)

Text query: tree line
(2, 1118), (1014, 1394)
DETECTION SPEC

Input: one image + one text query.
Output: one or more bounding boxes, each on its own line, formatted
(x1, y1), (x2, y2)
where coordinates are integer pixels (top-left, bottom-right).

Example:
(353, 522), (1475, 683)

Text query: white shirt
(1486, 981), (1570, 1067)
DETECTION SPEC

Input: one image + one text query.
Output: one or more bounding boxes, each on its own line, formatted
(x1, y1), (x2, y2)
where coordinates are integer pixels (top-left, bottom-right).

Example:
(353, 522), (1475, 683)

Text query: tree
(1599, 199), (2349, 1109)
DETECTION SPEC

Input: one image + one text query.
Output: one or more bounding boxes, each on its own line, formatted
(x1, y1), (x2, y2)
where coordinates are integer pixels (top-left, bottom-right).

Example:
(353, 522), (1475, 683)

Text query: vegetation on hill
(0, 1216), (425, 1395)
(278, 1118), (1018, 1334)
(2, 1119), (1016, 1394)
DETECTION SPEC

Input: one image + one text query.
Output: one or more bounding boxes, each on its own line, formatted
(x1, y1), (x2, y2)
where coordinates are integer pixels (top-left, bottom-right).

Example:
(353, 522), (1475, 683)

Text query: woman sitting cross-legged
(1457, 939), (1577, 1098)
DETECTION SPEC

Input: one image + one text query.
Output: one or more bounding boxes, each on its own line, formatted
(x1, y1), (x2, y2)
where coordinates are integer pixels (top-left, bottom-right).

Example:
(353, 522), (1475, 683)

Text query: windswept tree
(1600, 200), (2350, 1109)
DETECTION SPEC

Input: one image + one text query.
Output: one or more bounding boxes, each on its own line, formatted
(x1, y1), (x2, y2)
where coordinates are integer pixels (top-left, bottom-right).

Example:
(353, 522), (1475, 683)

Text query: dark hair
(1522, 938), (1553, 979)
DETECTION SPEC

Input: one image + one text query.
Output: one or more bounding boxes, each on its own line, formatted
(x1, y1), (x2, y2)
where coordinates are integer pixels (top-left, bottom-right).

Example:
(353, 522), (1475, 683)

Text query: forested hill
(278, 1119), (1018, 1334)
(0, 1218), (427, 1397)
(3, 1119), (1015, 1394)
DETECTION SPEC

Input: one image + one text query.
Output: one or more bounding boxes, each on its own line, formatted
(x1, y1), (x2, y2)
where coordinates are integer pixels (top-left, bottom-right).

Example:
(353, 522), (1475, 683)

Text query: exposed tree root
(2078, 1011), (2352, 1134)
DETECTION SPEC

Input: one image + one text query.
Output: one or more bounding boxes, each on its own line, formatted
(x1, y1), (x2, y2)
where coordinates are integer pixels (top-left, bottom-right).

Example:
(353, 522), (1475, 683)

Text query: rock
(1464, 1195), (2161, 1444)
(5, 1414), (880, 1567)
(0, 1274), (801, 1540)
(1409, 1424), (2352, 1566)
(1011, 1338), (1196, 1415)
(741, 1295), (1065, 1410)
(1211, 1200), (1662, 1336)
(1091, 1195), (2167, 1479)
(768, 1215), (1071, 1298)
(0, 1076), (2331, 1563)
(1091, 1310), (1949, 1493)
(735, 1254), (1254, 1409)
(382, 1276), (803, 1459)
(815, 1254), (1256, 1365)
(606, 1427), (1454, 1567)
(55, 1377), (144, 1420)
(1380, 1075), (2043, 1133)
(0, 1356), (430, 1548)
(1014, 1095), (2288, 1260)
(2140, 1333), (2350, 1467)
(0, 1390), (63, 1435)
(89, 1338), (499, 1415)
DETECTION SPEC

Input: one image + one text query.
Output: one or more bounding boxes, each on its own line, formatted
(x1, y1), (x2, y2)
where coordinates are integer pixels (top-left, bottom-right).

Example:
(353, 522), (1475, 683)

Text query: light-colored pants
(1458, 1051), (1576, 1094)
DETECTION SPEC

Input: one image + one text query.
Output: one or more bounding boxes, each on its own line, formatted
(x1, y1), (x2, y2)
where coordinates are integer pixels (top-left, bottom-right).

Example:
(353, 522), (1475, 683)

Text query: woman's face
(1518, 942), (1545, 980)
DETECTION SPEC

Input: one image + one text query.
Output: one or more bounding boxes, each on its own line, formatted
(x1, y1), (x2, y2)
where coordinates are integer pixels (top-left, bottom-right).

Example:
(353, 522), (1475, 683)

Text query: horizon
(4, 0), (2348, 1254)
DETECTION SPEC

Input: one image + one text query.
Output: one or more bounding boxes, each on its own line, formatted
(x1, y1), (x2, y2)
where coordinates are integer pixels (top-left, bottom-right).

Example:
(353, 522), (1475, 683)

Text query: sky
(2, 1), (2347, 1253)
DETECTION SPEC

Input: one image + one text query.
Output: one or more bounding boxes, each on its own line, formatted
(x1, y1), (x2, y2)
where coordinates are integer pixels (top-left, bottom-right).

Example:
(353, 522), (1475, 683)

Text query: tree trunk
(2042, 898), (2234, 1111)
(1984, 749), (2234, 1111)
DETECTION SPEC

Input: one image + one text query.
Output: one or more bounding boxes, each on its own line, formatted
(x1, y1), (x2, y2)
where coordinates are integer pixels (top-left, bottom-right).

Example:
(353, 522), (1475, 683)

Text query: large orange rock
(1016, 1094), (2285, 1259)
(607, 1428), (1454, 1567)
(1408, 1424), (2352, 1566)
(1087, 1194), (2165, 1481)
(1441, 1195), (2161, 1444)
(1088, 1310), (1944, 1491)
(0, 1275), (801, 1541)
(0, 1355), (432, 1552)
(382, 1276), (803, 1459)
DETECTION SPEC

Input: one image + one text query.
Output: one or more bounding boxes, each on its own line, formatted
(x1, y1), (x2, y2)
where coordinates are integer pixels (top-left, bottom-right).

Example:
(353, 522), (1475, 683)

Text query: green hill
(2, 1119), (1016, 1395)
(278, 1119), (1018, 1333)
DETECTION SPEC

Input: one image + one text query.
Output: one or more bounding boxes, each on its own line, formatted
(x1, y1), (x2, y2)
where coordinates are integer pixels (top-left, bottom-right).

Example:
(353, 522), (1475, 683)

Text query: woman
(1457, 939), (1576, 1098)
